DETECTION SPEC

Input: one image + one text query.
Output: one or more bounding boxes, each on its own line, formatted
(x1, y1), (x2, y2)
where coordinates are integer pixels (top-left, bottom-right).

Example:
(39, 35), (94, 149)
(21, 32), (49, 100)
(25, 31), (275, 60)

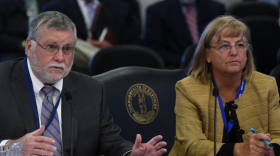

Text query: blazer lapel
(11, 60), (37, 133)
(61, 75), (78, 156)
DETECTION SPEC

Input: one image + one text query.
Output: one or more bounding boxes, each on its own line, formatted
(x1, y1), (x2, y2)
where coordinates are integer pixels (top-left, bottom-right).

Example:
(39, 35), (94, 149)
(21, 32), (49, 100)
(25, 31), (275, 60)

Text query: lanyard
(23, 57), (63, 130)
(212, 76), (245, 138)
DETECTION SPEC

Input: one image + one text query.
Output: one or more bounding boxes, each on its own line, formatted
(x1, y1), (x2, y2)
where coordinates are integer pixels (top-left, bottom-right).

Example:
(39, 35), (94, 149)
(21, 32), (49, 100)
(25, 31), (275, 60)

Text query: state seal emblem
(125, 83), (159, 124)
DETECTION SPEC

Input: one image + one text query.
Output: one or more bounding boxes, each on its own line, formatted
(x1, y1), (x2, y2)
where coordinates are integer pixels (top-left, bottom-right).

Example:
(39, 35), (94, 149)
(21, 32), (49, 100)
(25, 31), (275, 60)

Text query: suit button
(232, 104), (238, 110)
(238, 129), (245, 135)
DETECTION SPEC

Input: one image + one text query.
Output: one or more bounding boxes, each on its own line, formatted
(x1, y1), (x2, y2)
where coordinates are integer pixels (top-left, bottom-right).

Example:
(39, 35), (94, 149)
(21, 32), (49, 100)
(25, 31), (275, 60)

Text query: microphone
(213, 88), (219, 156)
(65, 92), (73, 156)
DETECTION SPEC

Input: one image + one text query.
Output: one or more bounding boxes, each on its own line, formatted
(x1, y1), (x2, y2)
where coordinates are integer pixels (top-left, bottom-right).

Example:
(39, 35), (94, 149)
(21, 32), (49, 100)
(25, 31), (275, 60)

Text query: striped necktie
(186, 4), (199, 43)
(41, 86), (62, 156)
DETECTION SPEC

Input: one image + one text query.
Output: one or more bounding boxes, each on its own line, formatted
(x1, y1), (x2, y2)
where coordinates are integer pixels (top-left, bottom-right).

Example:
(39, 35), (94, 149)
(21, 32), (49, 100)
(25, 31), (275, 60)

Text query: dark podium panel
(93, 67), (186, 155)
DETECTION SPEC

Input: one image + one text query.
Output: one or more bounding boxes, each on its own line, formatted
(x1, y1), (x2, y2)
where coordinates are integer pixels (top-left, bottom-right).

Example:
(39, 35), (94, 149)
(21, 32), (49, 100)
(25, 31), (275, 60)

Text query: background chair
(242, 16), (280, 75)
(269, 64), (280, 94)
(180, 43), (197, 69)
(88, 45), (165, 76)
(228, 2), (279, 18)
(92, 67), (186, 155)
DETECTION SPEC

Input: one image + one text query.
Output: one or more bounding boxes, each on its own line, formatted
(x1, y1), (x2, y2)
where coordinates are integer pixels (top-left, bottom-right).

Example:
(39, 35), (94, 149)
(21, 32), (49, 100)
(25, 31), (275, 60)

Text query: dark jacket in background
(142, 0), (226, 68)
(42, 0), (141, 45)
(0, 0), (51, 61)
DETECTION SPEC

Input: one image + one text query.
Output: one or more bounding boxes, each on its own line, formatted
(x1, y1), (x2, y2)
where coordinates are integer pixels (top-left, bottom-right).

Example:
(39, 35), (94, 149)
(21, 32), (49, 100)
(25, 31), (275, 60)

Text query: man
(0, 11), (166, 156)
(142, 0), (225, 68)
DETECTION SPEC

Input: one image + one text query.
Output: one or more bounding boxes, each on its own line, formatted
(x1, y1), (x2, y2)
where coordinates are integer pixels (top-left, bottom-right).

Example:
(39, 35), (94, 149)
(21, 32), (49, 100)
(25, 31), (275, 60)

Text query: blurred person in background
(142, 0), (225, 69)
(0, 0), (52, 62)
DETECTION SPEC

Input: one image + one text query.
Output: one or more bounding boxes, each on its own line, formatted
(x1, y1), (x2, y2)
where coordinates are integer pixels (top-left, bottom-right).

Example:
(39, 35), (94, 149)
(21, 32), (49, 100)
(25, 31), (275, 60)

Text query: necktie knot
(41, 86), (55, 98)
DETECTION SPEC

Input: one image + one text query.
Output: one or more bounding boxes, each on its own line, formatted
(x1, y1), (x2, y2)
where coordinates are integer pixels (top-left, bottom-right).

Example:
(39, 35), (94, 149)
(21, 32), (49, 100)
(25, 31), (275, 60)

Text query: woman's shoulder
(176, 76), (210, 93)
(177, 76), (206, 86)
(247, 71), (276, 91)
(251, 71), (275, 82)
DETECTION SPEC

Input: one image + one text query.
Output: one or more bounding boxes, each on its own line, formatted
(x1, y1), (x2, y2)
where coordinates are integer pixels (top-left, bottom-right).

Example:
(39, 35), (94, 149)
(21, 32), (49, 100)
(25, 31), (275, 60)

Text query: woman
(169, 16), (280, 156)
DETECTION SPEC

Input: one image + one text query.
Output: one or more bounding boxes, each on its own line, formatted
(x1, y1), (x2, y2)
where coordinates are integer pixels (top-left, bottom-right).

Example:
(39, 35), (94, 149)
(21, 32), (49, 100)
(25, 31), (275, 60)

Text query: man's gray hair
(28, 11), (77, 44)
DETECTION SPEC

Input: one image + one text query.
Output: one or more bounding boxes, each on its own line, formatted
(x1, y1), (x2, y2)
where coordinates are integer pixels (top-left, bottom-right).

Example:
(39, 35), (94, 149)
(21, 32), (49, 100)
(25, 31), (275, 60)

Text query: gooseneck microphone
(65, 92), (73, 156)
(213, 88), (219, 156)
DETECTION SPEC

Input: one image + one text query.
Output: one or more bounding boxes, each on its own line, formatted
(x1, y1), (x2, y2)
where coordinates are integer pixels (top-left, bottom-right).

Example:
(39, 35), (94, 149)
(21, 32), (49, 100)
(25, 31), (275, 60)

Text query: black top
(217, 101), (280, 156)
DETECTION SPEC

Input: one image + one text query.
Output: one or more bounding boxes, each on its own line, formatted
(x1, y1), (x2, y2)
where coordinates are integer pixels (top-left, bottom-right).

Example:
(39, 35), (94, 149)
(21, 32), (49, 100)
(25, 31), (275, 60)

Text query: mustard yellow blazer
(169, 71), (280, 156)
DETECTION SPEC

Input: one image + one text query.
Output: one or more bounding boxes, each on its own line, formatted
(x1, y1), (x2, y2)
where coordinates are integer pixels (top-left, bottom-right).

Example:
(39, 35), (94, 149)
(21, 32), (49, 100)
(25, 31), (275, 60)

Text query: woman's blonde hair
(188, 15), (255, 84)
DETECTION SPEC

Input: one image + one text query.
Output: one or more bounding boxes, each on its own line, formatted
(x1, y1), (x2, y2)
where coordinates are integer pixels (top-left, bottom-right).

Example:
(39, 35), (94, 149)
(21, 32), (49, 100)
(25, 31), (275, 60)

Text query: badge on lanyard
(212, 76), (245, 139)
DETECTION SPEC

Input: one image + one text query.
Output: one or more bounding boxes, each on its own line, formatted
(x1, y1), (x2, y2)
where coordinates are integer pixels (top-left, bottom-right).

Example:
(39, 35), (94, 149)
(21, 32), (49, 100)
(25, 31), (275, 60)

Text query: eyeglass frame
(207, 43), (249, 53)
(30, 38), (76, 55)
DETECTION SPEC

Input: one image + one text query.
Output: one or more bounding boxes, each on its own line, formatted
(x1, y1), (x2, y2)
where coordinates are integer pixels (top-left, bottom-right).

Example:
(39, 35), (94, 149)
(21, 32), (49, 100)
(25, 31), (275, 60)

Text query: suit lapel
(67, 0), (88, 39)
(10, 59), (79, 155)
(11, 60), (37, 133)
(91, 2), (111, 40)
(167, 0), (192, 47)
(196, 0), (206, 33)
(61, 75), (78, 156)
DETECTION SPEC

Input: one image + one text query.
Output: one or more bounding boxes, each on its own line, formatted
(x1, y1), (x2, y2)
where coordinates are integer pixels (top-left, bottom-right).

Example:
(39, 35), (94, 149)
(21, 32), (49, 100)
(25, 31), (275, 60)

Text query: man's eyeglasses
(208, 43), (248, 53)
(30, 38), (75, 55)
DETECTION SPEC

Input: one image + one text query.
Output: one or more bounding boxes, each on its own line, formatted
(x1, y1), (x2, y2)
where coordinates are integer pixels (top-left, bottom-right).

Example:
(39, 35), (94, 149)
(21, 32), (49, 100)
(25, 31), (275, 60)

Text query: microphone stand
(65, 92), (73, 156)
(213, 88), (219, 156)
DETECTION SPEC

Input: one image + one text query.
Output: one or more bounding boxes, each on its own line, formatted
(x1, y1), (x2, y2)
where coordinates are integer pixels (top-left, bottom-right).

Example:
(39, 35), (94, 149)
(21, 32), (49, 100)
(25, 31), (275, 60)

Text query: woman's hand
(233, 132), (274, 156)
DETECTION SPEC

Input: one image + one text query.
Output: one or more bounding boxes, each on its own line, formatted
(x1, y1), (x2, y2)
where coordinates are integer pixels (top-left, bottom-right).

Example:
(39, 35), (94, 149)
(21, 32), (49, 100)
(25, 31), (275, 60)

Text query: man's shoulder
(42, 0), (68, 11)
(0, 58), (23, 72)
(147, 0), (176, 11)
(206, 0), (225, 6)
(199, 0), (225, 10)
(0, 58), (24, 83)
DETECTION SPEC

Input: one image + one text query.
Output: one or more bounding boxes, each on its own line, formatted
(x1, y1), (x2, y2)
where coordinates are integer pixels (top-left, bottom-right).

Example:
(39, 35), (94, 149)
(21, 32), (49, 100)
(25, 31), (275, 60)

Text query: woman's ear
(205, 50), (211, 63)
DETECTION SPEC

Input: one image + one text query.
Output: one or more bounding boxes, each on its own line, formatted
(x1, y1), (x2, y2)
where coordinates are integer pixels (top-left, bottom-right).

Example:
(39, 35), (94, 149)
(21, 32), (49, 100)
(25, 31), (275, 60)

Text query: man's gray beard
(29, 50), (73, 84)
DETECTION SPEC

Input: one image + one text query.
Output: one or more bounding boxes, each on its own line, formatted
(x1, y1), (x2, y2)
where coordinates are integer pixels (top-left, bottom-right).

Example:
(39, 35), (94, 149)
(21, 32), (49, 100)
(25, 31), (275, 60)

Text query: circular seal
(125, 83), (159, 124)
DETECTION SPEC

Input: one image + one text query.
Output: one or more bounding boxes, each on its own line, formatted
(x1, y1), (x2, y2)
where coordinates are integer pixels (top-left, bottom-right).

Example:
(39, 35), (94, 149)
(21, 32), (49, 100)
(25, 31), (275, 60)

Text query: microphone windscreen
(65, 92), (72, 101)
(213, 88), (219, 97)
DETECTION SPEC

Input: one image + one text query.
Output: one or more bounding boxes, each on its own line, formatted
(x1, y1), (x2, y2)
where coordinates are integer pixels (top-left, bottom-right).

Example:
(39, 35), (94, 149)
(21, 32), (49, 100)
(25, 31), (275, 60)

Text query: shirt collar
(27, 58), (63, 94)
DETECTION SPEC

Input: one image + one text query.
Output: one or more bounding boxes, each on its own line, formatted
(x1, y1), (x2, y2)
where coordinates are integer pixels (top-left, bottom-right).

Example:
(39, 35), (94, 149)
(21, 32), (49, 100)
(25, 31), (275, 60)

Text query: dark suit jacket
(42, 0), (141, 44)
(0, 58), (133, 156)
(142, 0), (225, 68)
(0, 0), (52, 57)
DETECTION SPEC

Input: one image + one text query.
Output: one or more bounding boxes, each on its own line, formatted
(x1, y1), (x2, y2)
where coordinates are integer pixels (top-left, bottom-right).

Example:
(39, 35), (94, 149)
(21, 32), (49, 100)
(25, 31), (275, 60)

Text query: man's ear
(26, 38), (32, 57)
(205, 50), (211, 63)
